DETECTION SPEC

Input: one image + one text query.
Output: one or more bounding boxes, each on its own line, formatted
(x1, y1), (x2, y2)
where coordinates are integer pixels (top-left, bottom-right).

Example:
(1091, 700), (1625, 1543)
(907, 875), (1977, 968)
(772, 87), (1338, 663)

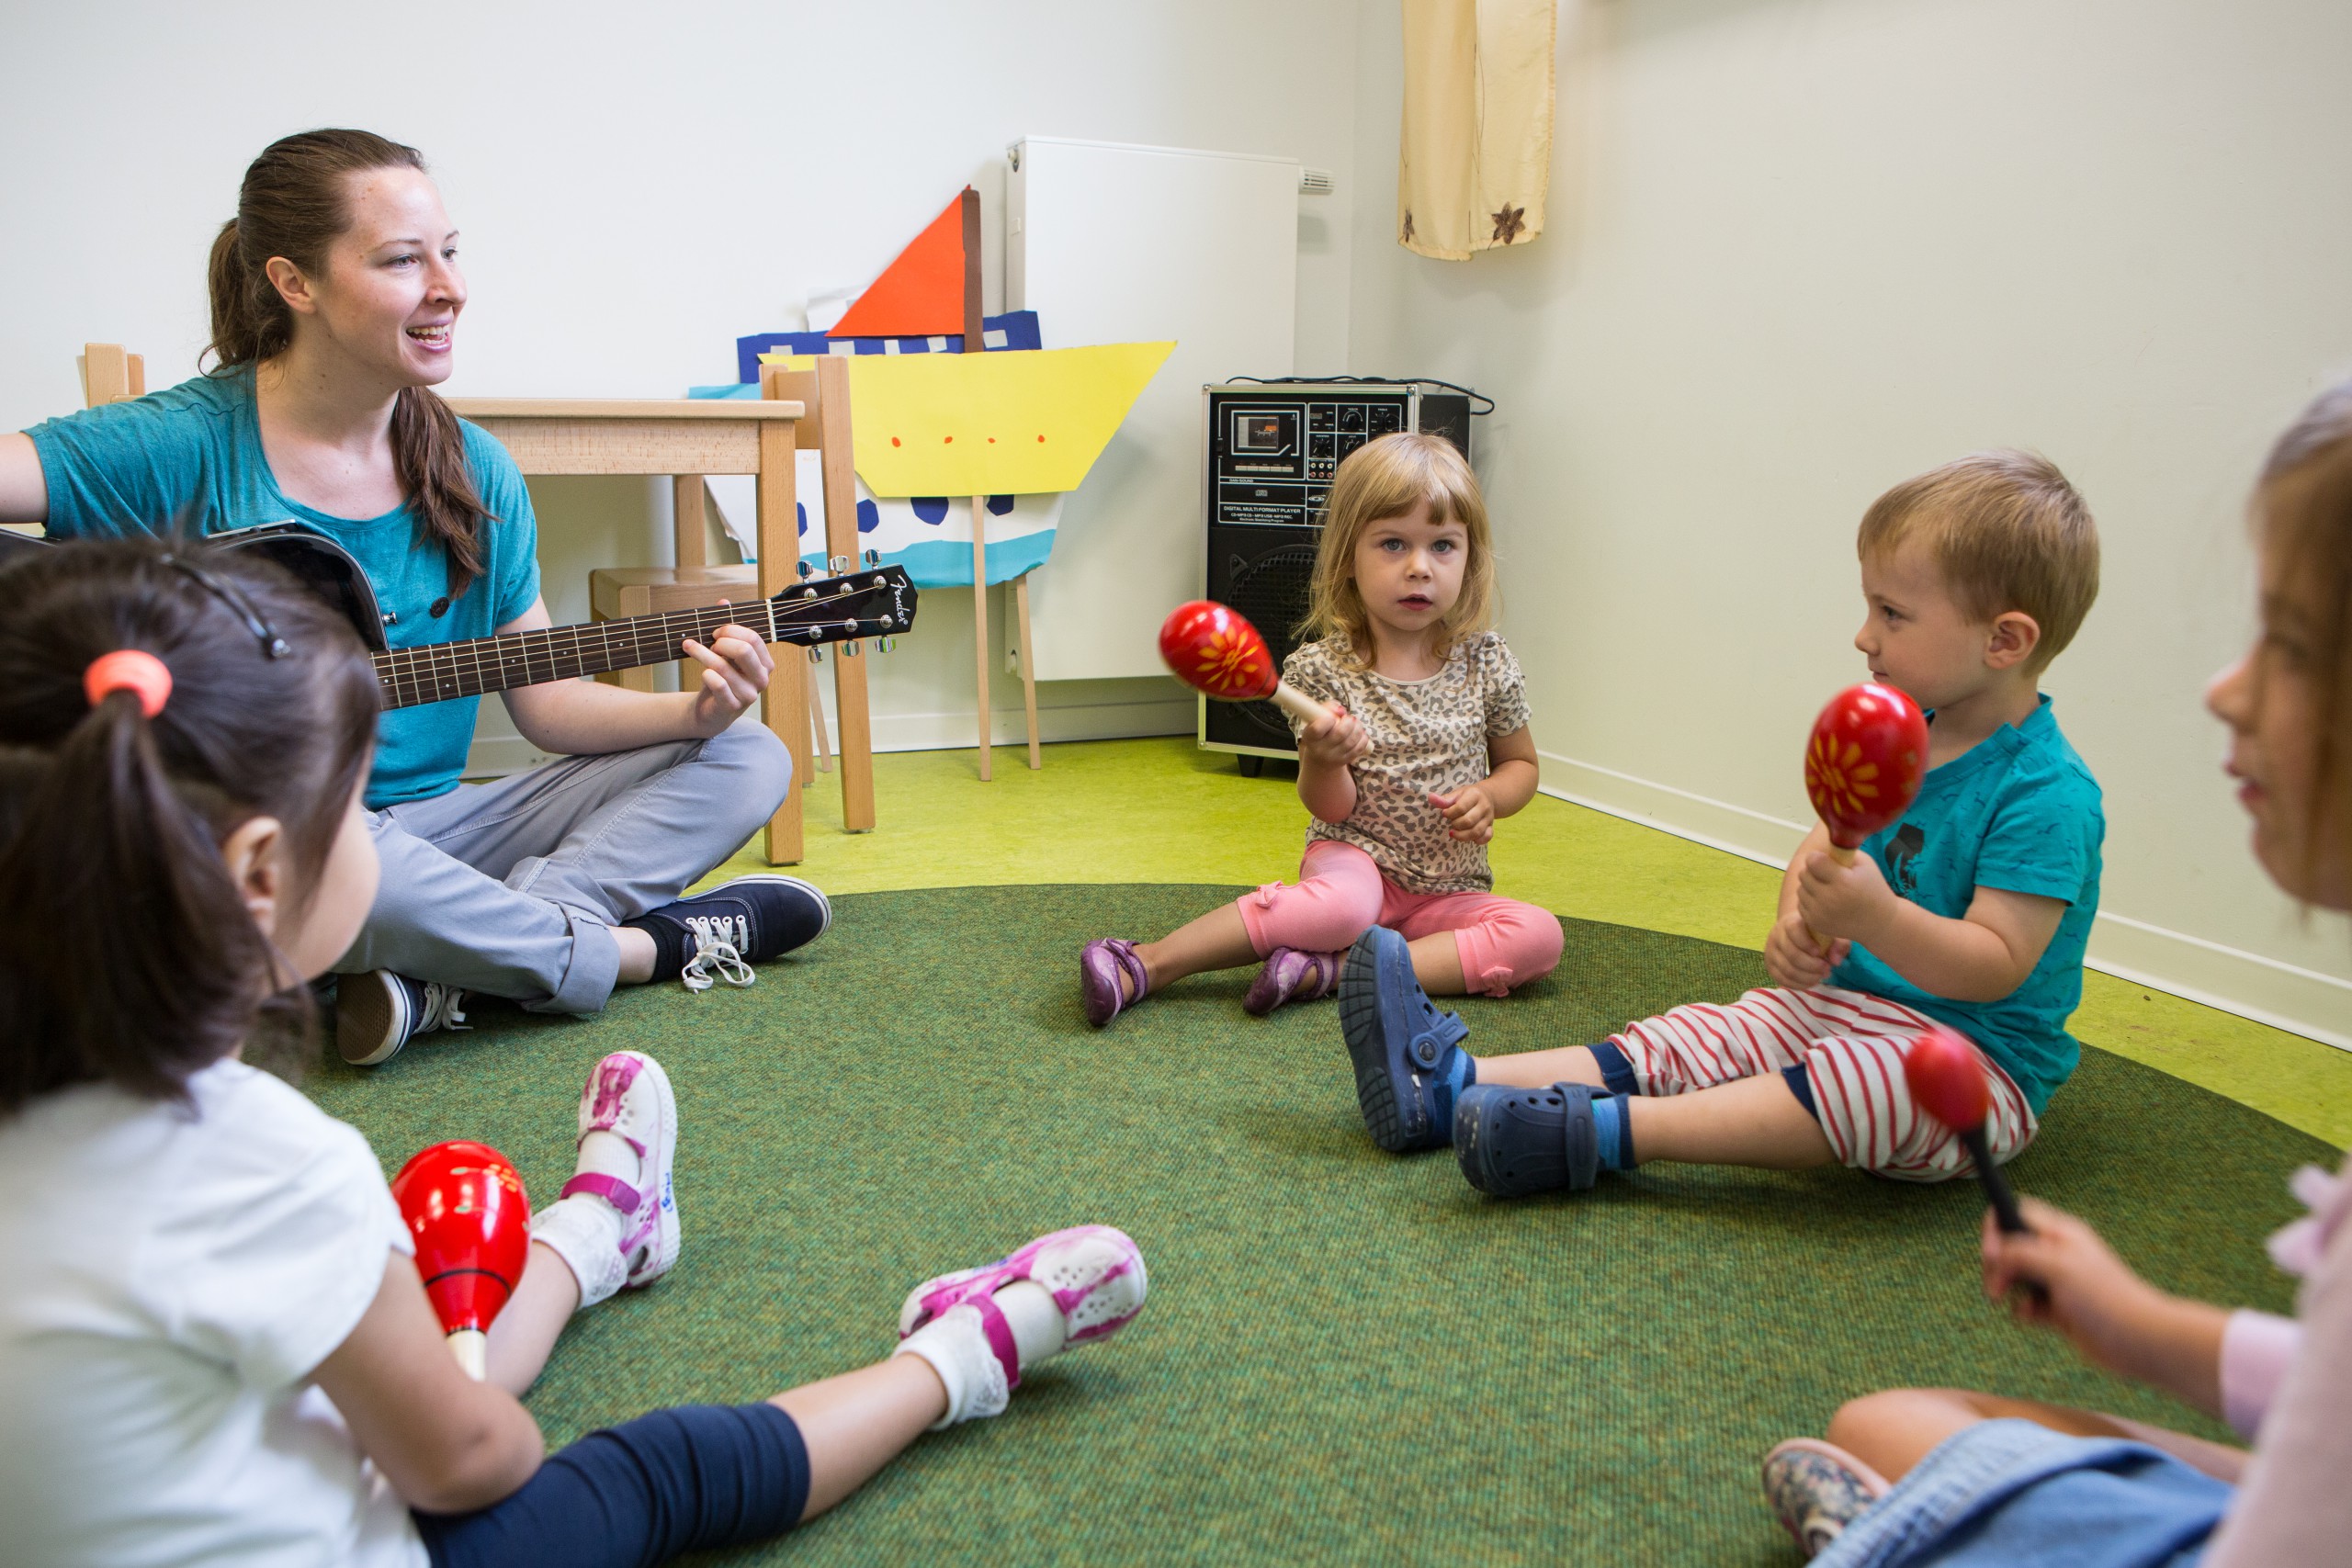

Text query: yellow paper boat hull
(761, 341), (1174, 497)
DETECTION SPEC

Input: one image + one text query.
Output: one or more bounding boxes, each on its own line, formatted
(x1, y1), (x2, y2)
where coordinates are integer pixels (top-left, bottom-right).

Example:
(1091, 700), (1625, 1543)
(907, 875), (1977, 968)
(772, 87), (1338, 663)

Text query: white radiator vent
(1298, 167), (1335, 195)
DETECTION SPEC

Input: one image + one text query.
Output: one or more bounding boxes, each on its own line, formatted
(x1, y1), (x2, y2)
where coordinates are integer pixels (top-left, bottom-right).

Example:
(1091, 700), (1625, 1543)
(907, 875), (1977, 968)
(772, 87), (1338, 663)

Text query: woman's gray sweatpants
(334, 724), (794, 1013)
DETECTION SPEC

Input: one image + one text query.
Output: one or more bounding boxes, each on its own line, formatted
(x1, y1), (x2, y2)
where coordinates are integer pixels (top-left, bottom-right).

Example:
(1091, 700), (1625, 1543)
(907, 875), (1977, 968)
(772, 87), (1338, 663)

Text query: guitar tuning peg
(844, 640), (863, 658)
(796, 559), (812, 581)
(807, 647), (825, 664)
(876, 636), (897, 654)
(863, 548), (879, 567)
(829, 554), (850, 574)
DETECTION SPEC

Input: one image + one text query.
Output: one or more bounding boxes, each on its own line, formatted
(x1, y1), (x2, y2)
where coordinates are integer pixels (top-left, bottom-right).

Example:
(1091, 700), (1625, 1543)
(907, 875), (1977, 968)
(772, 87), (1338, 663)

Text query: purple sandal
(1080, 938), (1149, 1027)
(1243, 946), (1345, 1016)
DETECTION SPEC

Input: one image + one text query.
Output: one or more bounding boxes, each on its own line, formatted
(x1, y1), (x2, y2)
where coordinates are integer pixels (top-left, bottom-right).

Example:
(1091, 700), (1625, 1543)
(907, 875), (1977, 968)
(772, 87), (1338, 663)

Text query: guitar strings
(371, 575), (903, 708)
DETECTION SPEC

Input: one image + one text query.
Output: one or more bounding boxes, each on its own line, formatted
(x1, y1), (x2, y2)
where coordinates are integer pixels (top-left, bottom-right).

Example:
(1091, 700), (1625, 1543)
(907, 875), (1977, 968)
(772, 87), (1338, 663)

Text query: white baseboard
(869, 696), (1194, 753)
(463, 697), (1193, 780)
(1538, 749), (2352, 1052)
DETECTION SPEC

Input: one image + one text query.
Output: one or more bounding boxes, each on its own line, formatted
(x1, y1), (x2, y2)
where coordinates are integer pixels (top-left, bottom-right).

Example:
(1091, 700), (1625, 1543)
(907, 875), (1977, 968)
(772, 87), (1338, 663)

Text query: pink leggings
(1233, 840), (1564, 997)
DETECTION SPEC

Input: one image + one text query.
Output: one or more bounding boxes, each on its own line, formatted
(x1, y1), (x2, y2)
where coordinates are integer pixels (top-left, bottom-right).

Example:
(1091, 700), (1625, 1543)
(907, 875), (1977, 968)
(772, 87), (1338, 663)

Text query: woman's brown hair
(206, 128), (491, 598)
(0, 539), (380, 1111)
(1300, 431), (1497, 665)
(2253, 380), (2352, 887)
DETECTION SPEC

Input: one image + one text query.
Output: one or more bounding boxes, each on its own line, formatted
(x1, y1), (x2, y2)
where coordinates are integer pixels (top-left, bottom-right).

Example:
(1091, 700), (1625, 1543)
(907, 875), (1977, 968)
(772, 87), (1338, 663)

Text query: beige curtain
(1398, 0), (1556, 260)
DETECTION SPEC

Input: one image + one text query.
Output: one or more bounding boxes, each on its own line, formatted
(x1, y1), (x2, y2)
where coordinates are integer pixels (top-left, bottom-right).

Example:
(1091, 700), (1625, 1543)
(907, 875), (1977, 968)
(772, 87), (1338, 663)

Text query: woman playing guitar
(0, 129), (829, 1064)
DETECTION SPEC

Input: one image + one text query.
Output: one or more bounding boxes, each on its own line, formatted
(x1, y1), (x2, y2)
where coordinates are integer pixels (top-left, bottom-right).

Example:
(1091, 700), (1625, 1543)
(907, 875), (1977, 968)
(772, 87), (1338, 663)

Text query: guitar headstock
(767, 563), (919, 646)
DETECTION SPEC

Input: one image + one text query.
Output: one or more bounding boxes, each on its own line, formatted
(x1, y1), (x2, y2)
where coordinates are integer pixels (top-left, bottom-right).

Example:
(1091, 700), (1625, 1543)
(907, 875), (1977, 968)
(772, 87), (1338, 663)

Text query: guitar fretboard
(373, 598), (786, 711)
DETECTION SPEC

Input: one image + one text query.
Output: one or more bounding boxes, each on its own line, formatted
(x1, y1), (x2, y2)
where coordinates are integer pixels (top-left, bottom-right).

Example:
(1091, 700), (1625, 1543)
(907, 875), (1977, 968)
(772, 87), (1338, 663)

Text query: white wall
(0, 0), (1363, 760)
(1351, 0), (2352, 1043)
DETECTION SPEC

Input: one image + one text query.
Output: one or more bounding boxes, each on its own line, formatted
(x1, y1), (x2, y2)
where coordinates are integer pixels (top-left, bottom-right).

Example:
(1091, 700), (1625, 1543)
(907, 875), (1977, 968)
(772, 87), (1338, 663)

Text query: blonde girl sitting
(1080, 431), (1560, 1026)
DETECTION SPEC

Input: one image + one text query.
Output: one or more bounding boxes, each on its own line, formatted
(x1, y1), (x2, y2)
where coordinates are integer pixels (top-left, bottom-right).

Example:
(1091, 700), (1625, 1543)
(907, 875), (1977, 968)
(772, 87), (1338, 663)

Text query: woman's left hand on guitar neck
(497, 596), (775, 753)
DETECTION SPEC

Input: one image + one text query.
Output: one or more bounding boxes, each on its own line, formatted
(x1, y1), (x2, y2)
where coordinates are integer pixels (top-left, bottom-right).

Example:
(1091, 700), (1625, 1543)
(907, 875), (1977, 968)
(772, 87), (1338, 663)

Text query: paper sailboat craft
(696, 191), (1171, 590)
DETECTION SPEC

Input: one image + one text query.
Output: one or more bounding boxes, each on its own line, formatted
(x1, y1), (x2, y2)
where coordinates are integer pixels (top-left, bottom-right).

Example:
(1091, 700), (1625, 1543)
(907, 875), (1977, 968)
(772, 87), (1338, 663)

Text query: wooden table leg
(1013, 570), (1041, 770)
(816, 355), (876, 831)
(755, 379), (804, 863)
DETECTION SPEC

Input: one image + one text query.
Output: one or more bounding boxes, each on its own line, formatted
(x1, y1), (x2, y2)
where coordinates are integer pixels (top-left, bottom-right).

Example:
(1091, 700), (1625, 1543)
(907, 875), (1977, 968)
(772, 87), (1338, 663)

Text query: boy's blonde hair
(1857, 450), (2100, 674)
(1301, 431), (1496, 663)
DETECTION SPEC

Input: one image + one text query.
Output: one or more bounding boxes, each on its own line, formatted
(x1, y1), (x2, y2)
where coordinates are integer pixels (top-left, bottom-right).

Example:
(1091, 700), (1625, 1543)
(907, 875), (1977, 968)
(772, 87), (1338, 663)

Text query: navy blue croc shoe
(1339, 927), (1470, 1153)
(1453, 1082), (1601, 1197)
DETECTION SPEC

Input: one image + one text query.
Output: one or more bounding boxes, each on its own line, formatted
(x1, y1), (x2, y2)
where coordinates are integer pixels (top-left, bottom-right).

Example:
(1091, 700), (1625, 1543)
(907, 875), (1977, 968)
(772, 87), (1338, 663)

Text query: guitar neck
(373, 598), (782, 710)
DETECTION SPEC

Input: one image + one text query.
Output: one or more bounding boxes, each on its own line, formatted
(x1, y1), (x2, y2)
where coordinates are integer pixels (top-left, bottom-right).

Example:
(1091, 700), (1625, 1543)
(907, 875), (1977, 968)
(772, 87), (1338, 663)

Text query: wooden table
(446, 396), (855, 866)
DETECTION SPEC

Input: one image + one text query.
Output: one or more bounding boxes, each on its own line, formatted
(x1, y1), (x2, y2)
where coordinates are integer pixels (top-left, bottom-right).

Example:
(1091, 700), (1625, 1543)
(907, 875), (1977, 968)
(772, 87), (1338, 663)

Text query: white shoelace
(679, 914), (756, 994)
(417, 982), (470, 1034)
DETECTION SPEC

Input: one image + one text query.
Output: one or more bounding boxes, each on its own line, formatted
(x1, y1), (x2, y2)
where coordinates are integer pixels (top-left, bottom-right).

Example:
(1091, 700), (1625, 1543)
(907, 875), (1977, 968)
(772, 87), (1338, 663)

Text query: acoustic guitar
(0, 522), (918, 708)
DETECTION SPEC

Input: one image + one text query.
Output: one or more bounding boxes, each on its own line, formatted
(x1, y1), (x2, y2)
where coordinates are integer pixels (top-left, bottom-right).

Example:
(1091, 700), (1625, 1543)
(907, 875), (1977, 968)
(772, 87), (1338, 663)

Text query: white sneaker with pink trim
(529, 1051), (680, 1308)
(892, 1225), (1148, 1425)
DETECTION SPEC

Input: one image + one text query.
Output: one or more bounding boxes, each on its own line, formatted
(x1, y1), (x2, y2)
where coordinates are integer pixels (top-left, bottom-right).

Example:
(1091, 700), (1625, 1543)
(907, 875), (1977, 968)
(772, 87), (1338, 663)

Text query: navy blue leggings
(416, 1403), (810, 1568)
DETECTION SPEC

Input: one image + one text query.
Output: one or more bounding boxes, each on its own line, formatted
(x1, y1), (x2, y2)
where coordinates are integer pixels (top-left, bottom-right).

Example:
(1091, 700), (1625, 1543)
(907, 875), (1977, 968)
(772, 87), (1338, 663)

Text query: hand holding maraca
(1799, 682), (1929, 951)
(1794, 845), (1899, 945)
(1298, 703), (1371, 770)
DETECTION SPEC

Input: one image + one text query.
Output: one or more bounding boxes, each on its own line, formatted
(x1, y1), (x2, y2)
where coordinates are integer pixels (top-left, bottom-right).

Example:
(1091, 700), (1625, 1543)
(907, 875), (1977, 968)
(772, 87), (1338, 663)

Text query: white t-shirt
(0, 1059), (430, 1568)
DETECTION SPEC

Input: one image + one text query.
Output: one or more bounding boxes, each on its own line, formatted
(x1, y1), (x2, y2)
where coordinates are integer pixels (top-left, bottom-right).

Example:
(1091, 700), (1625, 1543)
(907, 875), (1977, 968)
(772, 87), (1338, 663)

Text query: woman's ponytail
(203, 130), (492, 599)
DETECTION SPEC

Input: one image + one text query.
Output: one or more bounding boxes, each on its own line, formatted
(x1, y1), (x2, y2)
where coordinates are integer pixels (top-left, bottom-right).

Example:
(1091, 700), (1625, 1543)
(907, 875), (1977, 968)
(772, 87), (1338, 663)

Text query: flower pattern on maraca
(1192, 621), (1273, 700)
(1805, 731), (1886, 832)
(1158, 602), (1278, 701)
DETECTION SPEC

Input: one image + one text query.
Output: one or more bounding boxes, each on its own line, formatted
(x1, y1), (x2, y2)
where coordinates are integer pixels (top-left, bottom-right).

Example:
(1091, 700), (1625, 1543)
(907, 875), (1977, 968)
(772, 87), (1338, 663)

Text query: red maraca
(390, 1140), (532, 1380)
(1804, 682), (1930, 865)
(1903, 1026), (2030, 1239)
(1158, 601), (1331, 727)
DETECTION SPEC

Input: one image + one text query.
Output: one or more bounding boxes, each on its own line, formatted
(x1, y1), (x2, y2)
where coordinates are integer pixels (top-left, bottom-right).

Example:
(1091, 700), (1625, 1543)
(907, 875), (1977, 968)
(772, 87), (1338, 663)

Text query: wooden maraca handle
(445, 1327), (489, 1381)
(1271, 681), (1330, 727)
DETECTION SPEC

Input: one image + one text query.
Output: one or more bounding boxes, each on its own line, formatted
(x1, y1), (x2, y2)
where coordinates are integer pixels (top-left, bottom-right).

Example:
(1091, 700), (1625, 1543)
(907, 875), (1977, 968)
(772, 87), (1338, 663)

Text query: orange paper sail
(830, 194), (967, 339)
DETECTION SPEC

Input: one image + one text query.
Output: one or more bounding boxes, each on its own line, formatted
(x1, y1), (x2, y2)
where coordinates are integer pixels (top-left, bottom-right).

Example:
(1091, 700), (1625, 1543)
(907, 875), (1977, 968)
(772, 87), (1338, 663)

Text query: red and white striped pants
(1608, 986), (2037, 1181)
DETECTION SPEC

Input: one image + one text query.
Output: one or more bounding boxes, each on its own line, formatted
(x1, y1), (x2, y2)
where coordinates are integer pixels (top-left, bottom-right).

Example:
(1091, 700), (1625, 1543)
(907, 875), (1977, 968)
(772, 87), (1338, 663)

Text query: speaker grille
(1218, 537), (1320, 743)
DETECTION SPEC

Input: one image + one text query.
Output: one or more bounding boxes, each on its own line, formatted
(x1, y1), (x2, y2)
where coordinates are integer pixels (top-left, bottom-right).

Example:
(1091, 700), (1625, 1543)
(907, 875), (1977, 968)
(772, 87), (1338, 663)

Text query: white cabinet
(1007, 136), (1299, 682)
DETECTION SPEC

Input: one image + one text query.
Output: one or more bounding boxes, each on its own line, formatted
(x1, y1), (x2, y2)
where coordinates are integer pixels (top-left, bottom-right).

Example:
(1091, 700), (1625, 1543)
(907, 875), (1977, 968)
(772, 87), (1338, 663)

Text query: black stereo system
(1197, 380), (1474, 773)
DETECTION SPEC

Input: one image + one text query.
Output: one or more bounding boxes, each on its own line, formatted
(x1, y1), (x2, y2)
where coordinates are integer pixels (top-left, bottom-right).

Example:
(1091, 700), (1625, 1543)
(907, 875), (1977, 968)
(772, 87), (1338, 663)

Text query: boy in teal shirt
(1340, 450), (2105, 1195)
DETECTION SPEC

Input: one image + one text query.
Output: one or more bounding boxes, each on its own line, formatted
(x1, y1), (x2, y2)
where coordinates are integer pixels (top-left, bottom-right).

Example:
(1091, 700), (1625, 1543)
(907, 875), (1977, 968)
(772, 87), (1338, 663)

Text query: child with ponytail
(0, 128), (822, 1067)
(0, 539), (1149, 1568)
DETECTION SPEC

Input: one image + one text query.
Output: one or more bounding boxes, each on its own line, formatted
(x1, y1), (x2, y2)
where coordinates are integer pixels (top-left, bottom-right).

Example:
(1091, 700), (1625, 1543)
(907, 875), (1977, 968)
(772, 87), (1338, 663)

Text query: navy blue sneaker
(336, 971), (469, 1066)
(1453, 1082), (1602, 1197)
(629, 874), (831, 992)
(1338, 927), (1473, 1152)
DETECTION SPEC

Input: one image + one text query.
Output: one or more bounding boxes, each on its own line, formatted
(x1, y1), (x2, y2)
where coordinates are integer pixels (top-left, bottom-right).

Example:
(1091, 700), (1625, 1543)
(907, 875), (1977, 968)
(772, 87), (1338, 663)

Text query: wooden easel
(962, 187), (1043, 778)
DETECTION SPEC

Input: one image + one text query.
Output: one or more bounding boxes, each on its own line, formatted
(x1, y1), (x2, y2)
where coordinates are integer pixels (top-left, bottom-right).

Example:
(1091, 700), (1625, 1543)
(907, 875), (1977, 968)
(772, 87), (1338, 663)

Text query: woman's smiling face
(275, 165), (465, 389)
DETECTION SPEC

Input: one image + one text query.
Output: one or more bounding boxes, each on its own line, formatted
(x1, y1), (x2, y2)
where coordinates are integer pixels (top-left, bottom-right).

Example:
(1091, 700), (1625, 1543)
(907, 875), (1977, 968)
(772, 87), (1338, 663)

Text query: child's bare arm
(1798, 852), (2064, 1002)
(312, 1253), (548, 1514)
(1430, 726), (1539, 843)
(1982, 1198), (2229, 1419)
(1295, 703), (1369, 823)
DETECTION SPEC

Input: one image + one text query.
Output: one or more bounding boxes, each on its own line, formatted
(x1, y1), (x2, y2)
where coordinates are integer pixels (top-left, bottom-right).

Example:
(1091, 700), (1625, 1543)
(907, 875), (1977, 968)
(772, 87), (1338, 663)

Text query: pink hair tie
(84, 649), (173, 717)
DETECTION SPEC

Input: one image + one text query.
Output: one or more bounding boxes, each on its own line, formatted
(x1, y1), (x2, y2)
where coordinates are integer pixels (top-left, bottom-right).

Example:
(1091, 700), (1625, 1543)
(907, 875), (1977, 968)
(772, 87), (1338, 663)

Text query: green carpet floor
(311, 886), (2332, 1566)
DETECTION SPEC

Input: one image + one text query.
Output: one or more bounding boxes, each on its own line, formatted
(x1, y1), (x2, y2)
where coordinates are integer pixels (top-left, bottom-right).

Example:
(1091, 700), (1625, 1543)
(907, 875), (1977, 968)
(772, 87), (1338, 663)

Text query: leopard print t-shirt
(1283, 632), (1532, 894)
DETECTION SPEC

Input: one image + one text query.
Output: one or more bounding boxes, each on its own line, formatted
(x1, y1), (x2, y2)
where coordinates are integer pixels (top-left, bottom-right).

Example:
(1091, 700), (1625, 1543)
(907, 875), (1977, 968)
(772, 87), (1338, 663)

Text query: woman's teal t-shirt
(27, 373), (541, 809)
